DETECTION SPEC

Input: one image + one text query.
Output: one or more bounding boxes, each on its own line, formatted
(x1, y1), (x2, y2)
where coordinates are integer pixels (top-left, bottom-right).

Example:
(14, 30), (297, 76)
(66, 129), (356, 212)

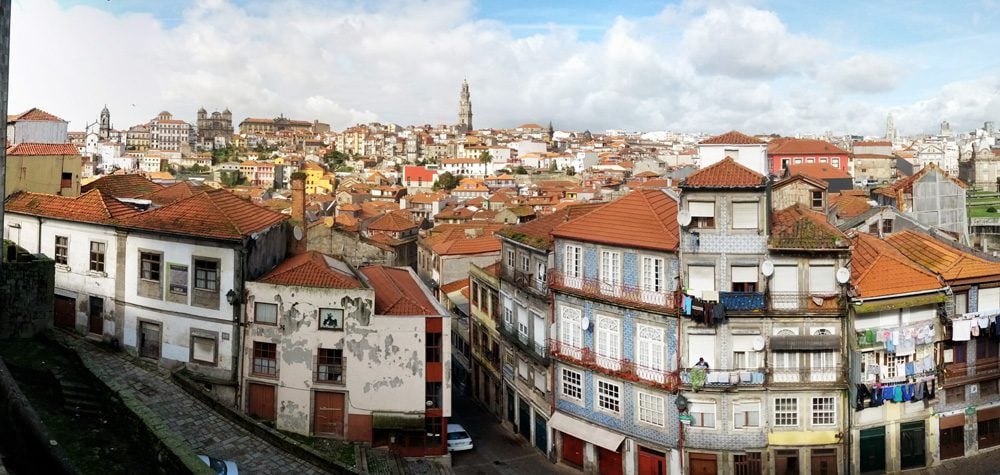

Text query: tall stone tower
(99, 104), (111, 139)
(458, 79), (473, 133)
(885, 112), (897, 143)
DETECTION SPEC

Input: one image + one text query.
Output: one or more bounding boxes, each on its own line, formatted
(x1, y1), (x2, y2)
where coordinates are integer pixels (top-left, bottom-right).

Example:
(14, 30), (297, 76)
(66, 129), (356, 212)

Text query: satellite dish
(752, 335), (766, 351)
(293, 225), (303, 241)
(761, 261), (774, 277)
(836, 267), (851, 284)
(677, 209), (692, 227)
(581, 316), (591, 331)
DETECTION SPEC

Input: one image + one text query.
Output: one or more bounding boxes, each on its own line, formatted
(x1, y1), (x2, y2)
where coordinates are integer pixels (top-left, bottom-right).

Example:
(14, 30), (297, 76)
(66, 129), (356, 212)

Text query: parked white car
(447, 423), (474, 452)
(198, 455), (239, 475)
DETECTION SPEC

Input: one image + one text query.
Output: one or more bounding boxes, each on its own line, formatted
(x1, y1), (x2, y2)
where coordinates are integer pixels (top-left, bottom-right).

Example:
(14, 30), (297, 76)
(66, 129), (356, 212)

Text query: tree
(478, 150), (492, 164)
(549, 161), (559, 172)
(565, 166), (576, 176)
(324, 149), (350, 166)
(219, 170), (247, 187)
(433, 171), (461, 191)
(514, 165), (528, 175)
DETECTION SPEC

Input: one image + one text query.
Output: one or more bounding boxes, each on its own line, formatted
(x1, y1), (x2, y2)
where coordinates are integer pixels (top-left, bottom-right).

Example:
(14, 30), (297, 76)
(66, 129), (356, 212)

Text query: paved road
(57, 334), (328, 475)
(450, 391), (577, 475)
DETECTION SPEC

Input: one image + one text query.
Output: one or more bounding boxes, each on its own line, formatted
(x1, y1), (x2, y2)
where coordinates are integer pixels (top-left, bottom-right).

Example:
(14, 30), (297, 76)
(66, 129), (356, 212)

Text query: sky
(9, 0), (1000, 136)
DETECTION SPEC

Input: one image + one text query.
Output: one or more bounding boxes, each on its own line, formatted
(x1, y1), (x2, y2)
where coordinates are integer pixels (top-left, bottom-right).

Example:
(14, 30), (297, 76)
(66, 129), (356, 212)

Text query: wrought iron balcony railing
(548, 339), (679, 392)
(549, 270), (677, 313)
(499, 320), (549, 362)
(767, 292), (844, 314)
(718, 291), (766, 312)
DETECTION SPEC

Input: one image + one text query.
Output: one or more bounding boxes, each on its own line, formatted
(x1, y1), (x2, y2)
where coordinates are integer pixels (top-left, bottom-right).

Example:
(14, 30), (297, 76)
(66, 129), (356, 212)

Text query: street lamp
(226, 289), (239, 306)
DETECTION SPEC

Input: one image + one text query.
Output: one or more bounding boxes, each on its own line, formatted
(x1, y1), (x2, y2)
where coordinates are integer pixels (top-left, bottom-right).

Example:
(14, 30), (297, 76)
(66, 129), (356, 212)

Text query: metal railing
(549, 270), (676, 313)
(548, 339), (680, 392)
(499, 321), (549, 363)
(767, 292), (844, 314)
(679, 368), (766, 387)
(719, 291), (766, 312)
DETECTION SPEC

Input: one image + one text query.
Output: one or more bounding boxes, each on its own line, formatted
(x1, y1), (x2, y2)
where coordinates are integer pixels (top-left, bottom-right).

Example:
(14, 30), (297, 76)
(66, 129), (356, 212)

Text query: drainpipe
(233, 238), (249, 407)
(676, 288), (684, 475)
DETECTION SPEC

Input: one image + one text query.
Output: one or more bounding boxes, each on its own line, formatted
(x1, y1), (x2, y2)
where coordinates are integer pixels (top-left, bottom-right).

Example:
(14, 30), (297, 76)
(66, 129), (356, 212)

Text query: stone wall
(0, 241), (54, 339)
(0, 358), (78, 474)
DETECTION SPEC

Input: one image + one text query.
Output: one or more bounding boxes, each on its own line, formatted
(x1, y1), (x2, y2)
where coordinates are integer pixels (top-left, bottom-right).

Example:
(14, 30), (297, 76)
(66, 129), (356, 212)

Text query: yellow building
(4, 143), (82, 197)
(300, 161), (329, 194)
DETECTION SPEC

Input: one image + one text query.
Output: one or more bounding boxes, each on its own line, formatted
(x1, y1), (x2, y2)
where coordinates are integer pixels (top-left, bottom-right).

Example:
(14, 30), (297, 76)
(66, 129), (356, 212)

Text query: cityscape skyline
(10, 0), (1000, 135)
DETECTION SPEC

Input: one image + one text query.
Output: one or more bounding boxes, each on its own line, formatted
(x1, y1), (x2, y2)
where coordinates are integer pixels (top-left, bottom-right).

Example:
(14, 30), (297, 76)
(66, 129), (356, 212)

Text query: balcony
(500, 320), (548, 363)
(942, 359), (1000, 387)
(769, 367), (842, 384)
(548, 339), (680, 392)
(680, 368), (766, 388)
(767, 292), (844, 315)
(719, 291), (766, 312)
(472, 344), (502, 375)
(505, 268), (547, 296)
(549, 270), (677, 314)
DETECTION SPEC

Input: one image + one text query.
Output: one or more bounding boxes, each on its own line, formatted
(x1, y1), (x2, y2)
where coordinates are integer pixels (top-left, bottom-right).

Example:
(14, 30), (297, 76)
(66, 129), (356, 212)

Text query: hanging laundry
(712, 302), (727, 324)
(870, 385), (884, 407)
(882, 386), (895, 402)
(980, 316), (990, 328)
(893, 385), (903, 403)
(690, 367), (706, 392)
(901, 384), (913, 401)
(926, 380), (935, 400)
(886, 337), (895, 353)
(865, 328), (875, 345)
(683, 295), (693, 315)
(856, 384), (871, 411)
(913, 381), (924, 401)
(896, 335), (916, 356)
(972, 324), (980, 337)
(905, 362), (915, 377)
(896, 363), (907, 378)
(877, 329), (889, 343)
(953, 319), (972, 341)
(892, 330), (900, 345)
(922, 355), (934, 373)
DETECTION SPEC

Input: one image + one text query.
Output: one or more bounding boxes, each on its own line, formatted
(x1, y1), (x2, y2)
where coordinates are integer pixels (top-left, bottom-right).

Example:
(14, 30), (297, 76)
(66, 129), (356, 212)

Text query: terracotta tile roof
(634, 171), (662, 178)
(360, 266), (439, 315)
(769, 204), (848, 250)
(786, 164), (851, 180)
(256, 251), (362, 288)
(767, 138), (848, 155)
(874, 163), (966, 202)
(408, 192), (449, 204)
(850, 232), (942, 298)
(773, 174), (827, 191)
(7, 143), (79, 156)
(9, 107), (65, 122)
(138, 181), (204, 206)
(499, 203), (603, 250)
(852, 153), (894, 159)
(698, 130), (764, 145)
(551, 189), (679, 252)
(831, 195), (871, 219)
(4, 189), (139, 225)
(884, 230), (1000, 283)
(367, 210), (418, 232)
(854, 140), (891, 147)
(123, 188), (288, 240)
(422, 223), (505, 256)
(82, 174), (165, 199)
(403, 166), (437, 182)
(439, 278), (469, 295)
(681, 157), (766, 188)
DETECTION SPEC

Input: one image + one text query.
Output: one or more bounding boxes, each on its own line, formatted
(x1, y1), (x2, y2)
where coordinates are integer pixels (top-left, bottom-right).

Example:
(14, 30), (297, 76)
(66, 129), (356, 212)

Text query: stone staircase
(53, 370), (103, 417)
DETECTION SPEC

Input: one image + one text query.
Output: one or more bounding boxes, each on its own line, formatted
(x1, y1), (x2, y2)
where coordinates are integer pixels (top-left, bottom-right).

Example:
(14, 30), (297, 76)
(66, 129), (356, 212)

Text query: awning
(770, 334), (840, 351)
(549, 412), (625, 451)
(853, 293), (947, 314)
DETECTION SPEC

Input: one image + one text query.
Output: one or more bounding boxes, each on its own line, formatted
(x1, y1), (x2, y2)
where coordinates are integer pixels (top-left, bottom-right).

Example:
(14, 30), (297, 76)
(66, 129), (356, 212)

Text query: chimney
(289, 172), (307, 255)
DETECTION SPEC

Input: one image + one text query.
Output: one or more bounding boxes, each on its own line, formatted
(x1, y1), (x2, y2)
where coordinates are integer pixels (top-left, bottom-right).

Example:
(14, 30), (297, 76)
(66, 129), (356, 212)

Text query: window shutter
(688, 265), (715, 292)
(808, 265), (837, 293)
(732, 202), (758, 229)
(689, 201), (714, 217)
(731, 266), (758, 283)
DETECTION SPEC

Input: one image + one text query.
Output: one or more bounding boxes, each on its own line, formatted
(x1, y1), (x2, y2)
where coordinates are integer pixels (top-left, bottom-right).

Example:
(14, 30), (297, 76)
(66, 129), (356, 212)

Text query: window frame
(193, 258), (219, 292)
(426, 331), (442, 363)
(733, 400), (761, 429)
(54, 235), (68, 265)
(774, 397), (799, 427)
(811, 396), (836, 426)
(637, 391), (665, 427)
(316, 348), (344, 383)
(251, 341), (278, 377)
(689, 401), (717, 429)
(811, 191), (824, 209)
(140, 251), (162, 282)
(89, 240), (107, 273)
(255, 302), (279, 326)
(731, 201), (759, 230)
(318, 308), (344, 330)
(564, 244), (582, 278)
(190, 332), (218, 366)
(561, 367), (583, 401)
(596, 379), (621, 414)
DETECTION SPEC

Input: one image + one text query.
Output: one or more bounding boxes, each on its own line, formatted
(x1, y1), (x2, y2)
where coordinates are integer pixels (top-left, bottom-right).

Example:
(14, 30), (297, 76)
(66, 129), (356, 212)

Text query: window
(954, 292), (968, 315)
(503, 300), (514, 326)
(774, 398), (798, 427)
(688, 265), (715, 292)
(595, 315), (621, 368)
(559, 306), (582, 349)
(252, 342), (277, 376)
(520, 255), (530, 272)
(426, 382), (442, 408)
(641, 256), (665, 292)
(637, 391), (665, 427)
(564, 244), (582, 278)
(255, 302), (278, 325)
(636, 324), (665, 373)
(518, 307), (529, 337)
(689, 201), (715, 228)
(61, 172), (73, 188)
(533, 369), (547, 392)
(689, 401), (716, 428)
(733, 400), (760, 429)
(977, 339), (1000, 361)
(191, 334), (217, 365)
(732, 335), (762, 369)
(597, 380), (621, 414)
(600, 250), (621, 289)
(832, 157), (840, 168)
(89, 241), (106, 272)
(732, 202), (758, 229)
(946, 386), (965, 404)
(882, 219), (893, 235)
(54, 236), (68, 265)
(811, 191), (823, 209)
(731, 266), (758, 292)
(426, 332), (442, 363)
(316, 348), (344, 382)
(811, 397), (836, 426)
(536, 260), (547, 284)
(506, 249), (514, 269)
(809, 264), (837, 293)
(561, 368), (582, 400)
(319, 308), (343, 330)
(141, 252), (162, 281)
(194, 259), (218, 291)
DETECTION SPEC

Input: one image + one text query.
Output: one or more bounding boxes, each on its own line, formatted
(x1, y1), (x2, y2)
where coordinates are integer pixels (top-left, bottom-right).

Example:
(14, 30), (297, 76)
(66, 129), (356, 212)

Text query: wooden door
(54, 295), (75, 328)
(689, 452), (718, 475)
(138, 321), (160, 359)
(598, 446), (623, 475)
(313, 391), (345, 436)
(561, 433), (584, 467)
(638, 447), (666, 475)
(88, 296), (103, 335)
(518, 397), (531, 440)
(533, 411), (547, 453)
(248, 383), (276, 422)
(810, 449), (836, 475)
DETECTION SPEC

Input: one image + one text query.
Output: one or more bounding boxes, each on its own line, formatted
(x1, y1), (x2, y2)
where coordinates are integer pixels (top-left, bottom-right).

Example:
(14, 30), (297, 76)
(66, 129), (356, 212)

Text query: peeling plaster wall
(243, 282), (375, 436)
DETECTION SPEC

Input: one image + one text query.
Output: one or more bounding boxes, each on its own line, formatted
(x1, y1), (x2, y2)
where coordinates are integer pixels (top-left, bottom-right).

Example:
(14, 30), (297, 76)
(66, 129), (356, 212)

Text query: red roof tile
(768, 138), (848, 155)
(422, 223), (505, 256)
(82, 174), (164, 199)
(367, 210), (418, 232)
(770, 204), (848, 249)
(138, 181), (203, 206)
(4, 189), (139, 225)
(7, 143), (79, 156)
(551, 189), (679, 252)
(123, 188), (288, 240)
(786, 164), (851, 180)
(698, 130), (764, 145)
(360, 266), (439, 315)
(9, 107), (65, 122)
(498, 203), (603, 250)
(850, 232), (942, 298)
(830, 194), (871, 219)
(256, 251), (362, 288)
(439, 278), (469, 295)
(884, 230), (1000, 283)
(682, 157), (766, 188)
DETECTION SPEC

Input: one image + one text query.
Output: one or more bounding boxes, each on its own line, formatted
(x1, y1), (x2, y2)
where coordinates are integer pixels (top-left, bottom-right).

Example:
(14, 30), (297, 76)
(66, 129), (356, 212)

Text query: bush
(989, 207), (997, 213)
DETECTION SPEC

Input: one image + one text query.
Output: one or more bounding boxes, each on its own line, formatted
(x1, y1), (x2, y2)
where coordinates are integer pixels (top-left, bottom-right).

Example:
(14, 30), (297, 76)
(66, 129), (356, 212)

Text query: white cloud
(5, 0), (998, 137)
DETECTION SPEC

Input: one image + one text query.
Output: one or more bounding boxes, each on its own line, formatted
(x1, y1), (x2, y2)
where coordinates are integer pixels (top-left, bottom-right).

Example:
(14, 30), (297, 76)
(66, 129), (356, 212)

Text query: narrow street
(450, 390), (577, 475)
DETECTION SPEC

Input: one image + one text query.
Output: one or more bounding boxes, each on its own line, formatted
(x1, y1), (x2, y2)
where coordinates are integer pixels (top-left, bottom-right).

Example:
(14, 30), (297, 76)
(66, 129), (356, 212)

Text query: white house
(696, 130), (768, 176)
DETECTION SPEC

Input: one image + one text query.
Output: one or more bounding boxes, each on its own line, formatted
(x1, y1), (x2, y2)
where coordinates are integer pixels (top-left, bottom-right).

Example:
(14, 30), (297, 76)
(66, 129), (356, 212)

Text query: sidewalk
(53, 332), (327, 475)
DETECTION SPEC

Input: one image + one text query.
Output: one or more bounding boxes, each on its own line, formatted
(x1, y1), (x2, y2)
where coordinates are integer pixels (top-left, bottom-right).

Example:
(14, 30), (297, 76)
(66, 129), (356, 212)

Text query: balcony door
(771, 265), (799, 309)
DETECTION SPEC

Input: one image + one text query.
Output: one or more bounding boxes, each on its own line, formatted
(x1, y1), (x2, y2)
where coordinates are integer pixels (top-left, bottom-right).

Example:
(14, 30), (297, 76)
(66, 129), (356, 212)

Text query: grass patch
(280, 430), (357, 468)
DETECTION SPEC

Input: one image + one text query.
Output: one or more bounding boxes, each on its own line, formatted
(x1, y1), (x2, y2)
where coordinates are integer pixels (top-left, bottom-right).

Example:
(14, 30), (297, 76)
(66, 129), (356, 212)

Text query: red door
(314, 391), (345, 436)
(689, 452), (718, 475)
(598, 446), (623, 475)
(247, 383), (276, 422)
(54, 296), (75, 328)
(561, 433), (584, 467)
(638, 447), (666, 475)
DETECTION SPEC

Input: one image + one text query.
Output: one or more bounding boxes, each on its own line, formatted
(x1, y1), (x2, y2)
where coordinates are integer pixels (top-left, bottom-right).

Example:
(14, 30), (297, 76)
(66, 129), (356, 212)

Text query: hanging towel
(913, 381), (924, 401)
(905, 362), (915, 377)
(980, 316), (990, 328)
(752, 372), (765, 384)
(926, 380), (935, 400)
(870, 386), (884, 407)
(892, 330), (900, 345)
(886, 337), (896, 353)
(901, 384), (913, 401)
(896, 363), (907, 378)
(893, 385), (904, 403)
(690, 367), (706, 391)
(855, 384), (870, 411)
(922, 355), (934, 373)
(896, 335), (916, 356)
(683, 296), (693, 315)
(865, 328), (875, 345)
(882, 386), (895, 402)
(740, 371), (752, 383)
(953, 319), (972, 341)
(972, 323), (980, 337)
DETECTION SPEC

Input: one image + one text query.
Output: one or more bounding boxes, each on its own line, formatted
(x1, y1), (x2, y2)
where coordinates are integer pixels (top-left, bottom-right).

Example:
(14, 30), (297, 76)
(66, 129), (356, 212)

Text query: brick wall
(0, 242), (54, 339)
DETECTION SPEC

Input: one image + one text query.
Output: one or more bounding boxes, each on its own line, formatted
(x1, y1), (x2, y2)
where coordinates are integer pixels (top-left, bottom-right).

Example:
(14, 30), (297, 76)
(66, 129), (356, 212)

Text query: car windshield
(448, 431), (469, 440)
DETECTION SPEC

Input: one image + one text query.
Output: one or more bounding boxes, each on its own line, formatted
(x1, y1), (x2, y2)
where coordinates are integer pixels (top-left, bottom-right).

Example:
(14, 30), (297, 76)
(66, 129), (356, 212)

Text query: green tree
(433, 171), (461, 191)
(324, 149), (350, 166)
(565, 166), (576, 176)
(514, 165), (528, 175)
(219, 170), (247, 187)
(478, 150), (492, 164)
(549, 161), (559, 172)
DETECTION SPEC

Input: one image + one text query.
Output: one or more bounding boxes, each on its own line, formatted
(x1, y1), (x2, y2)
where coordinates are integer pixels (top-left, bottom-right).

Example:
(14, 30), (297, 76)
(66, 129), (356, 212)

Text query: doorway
(248, 383), (276, 422)
(138, 321), (161, 359)
(88, 296), (104, 335)
(313, 391), (345, 436)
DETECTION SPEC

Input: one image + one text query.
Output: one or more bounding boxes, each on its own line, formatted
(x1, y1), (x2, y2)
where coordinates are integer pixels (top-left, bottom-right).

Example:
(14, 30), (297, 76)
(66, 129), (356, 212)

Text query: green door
(859, 427), (885, 473)
(900, 421), (925, 469)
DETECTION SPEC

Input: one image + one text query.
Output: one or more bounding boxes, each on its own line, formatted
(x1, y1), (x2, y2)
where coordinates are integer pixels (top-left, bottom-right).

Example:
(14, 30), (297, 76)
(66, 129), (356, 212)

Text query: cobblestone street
(55, 333), (328, 475)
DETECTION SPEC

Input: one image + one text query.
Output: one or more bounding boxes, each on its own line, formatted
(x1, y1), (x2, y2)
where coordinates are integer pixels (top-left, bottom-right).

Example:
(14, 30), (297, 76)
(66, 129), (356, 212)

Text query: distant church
(458, 79), (473, 133)
(196, 107), (234, 150)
